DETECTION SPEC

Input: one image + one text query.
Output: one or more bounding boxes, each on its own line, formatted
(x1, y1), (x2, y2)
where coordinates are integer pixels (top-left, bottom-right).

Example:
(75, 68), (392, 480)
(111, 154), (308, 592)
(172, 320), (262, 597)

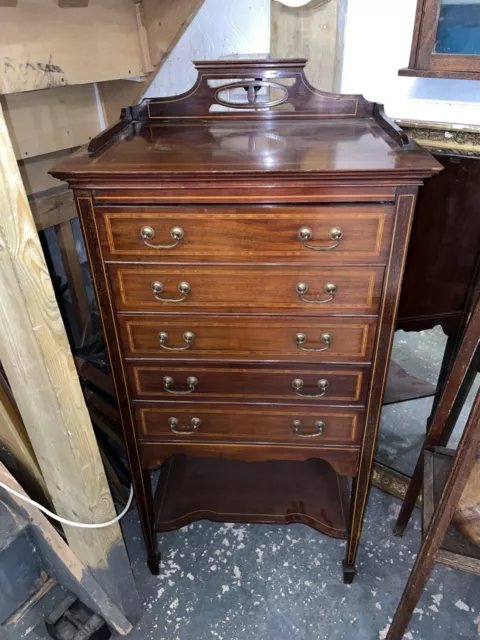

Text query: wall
(144, 0), (270, 98)
(341, 0), (480, 125)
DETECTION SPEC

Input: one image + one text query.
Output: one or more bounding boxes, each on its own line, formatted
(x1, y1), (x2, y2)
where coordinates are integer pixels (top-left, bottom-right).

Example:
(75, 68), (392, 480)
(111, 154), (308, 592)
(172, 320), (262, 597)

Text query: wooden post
(0, 104), (140, 623)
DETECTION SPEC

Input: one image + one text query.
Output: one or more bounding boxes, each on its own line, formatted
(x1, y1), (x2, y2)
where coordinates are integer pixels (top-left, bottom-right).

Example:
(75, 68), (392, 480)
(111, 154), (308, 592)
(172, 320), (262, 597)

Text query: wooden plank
(0, 376), (50, 506)
(29, 186), (76, 231)
(2, 85), (100, 159)
(143, 0), (205, 68)
(0, 0), (143, 94)
(135, 1), (154, 74)
(0, 102), (140, 622)
(0, 462), (132, 634)
(97, 0), (206, 125)
(57, 0), (90, 6)
(18, 149), (77, 195)
(56, 220), (91, 342)
(271, 0), (346, 92)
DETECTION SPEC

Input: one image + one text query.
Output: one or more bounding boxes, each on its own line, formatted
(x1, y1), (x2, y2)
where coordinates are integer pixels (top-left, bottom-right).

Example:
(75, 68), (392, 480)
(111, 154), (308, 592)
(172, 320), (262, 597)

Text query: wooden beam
(2, 85), (100, 160)
(0, 376), (50, 507)
(143, 0), (205, 68)
(0, 1), (18, 6)
(0, 0), (143, 94)
(29, 186), (77, 231)
(97, 0), (206, 125)
(0, 462), (132, 635)
(18, 149), (77, 196)
(56, 219), (91, 342)
(0, 103), (140, 623)
(271, 0), (346, 92)
(57, 0), (90, 6)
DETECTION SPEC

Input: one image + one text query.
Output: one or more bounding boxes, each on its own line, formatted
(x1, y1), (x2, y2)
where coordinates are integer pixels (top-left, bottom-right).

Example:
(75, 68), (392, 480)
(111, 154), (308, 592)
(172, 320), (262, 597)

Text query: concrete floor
(4, 328), (480, 640)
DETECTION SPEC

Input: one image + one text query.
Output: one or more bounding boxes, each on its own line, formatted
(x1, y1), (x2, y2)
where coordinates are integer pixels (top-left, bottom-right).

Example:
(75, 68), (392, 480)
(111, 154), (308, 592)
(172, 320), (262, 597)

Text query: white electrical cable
(0, 481), (134, 529)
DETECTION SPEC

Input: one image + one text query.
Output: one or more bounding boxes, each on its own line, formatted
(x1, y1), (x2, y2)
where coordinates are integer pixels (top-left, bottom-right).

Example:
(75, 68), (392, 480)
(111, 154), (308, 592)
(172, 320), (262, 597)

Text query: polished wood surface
(153, 456), (350, 539)
(126, 362), (369, 404)
(98, 205), (394, 264)
(117, 315), (377, 362)
(135, 402), (364, 446)
(51, 59), (442, 579)
(387, 295), (480, 640)
(398, 156), (480, 331)
(140, 440), (360, 477)
(109, 264), (384, 315)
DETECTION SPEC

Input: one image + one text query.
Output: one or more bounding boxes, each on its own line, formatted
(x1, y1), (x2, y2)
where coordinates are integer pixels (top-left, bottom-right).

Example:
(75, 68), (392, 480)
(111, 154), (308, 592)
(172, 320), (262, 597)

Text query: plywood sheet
(271, 0), (345, 92)
(0, 0), (143, 94)
(2, 84), (100, 159)
(18, 148), (76, 194)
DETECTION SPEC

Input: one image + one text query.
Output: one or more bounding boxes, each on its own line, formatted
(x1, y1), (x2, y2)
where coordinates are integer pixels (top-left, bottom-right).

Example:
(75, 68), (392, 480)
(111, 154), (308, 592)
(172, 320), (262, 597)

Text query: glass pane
(435, 0), (480, 55)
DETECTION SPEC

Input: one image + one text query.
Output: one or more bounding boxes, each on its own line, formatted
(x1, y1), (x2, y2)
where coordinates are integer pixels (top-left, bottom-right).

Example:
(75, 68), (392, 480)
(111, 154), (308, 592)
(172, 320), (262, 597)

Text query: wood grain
(99, 206), (394, 264)
(0, 0), (143, 94)
(126, 362), (369, 404)
(140, 440), (360, 477)
(271, 0), (346, 92)
(117, 315), (377, 363)
(109, 264), (384, 315)
(135, 402), (364, 446)
(0, 104), (139, 619)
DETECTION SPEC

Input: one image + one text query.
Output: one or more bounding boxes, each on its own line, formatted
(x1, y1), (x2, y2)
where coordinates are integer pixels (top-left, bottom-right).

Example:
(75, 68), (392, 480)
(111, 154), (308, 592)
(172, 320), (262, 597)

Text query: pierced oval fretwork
(214, 80), (290, 110)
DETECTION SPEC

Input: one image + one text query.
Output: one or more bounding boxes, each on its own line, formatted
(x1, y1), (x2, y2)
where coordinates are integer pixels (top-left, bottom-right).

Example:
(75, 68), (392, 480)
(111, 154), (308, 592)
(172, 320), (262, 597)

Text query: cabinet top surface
(52, 118), (440, 180)
(50, 59), (442, 183)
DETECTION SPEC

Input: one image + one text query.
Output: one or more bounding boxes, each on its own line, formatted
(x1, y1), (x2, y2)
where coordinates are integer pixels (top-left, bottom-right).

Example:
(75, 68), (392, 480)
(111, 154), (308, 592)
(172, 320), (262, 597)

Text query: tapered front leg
(344, 190), (419, 579)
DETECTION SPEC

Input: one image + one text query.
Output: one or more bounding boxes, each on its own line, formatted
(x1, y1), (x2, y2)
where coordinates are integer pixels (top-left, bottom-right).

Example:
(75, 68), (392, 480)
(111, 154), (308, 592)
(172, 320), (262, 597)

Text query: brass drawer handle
(298, 226), (343, 251)
(296, 282), (337, 304)
(163, 376), (198, 395)
(151, 281), (191, 303)
(140, 225), (184, 249)
(292, 378), (329, 398)
(291, 419), (326, 438)
(158, 331), (195, 351)
(168, 416), (201, 435)
(295, 332), (332, 352)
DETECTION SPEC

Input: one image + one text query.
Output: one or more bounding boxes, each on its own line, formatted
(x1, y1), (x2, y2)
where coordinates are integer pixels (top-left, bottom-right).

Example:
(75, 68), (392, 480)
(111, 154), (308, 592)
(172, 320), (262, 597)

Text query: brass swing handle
(298, 226), (343, 251)
(295, 333), (332, 352)
(291, 419), (326, 438)
(163, 376), (198, 395)
(158, 331), (195, 351)
(296, 282), (337, 304)
(168, 416), (201, 435)
(292, 378), (329, 398)
(140, 225), (184, 249)
(152, 281), (191, 303)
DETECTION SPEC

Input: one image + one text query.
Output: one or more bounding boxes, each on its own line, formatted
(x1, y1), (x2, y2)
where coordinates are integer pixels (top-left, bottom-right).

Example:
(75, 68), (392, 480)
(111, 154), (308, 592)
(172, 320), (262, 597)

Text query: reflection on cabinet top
(49, 59), (442, 186)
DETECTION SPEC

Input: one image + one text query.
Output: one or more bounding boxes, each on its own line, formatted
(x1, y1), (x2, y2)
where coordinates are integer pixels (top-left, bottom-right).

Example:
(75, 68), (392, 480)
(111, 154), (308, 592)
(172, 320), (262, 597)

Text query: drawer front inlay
(126, 363), (369, 404)
(117, 315), (377, 363)
(98, 206), (394, 263)
(135, 403), (364, 446)
(109, 265), (384, 315)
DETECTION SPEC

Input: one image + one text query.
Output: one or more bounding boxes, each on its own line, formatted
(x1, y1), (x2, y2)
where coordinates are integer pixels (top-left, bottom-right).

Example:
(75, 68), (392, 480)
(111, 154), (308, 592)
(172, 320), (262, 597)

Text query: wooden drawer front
(109, 265), (384, 315)
(98, 206), (394, 263)
(117, 315), (377, 363)
(135, 403), (364, 446)
(127, 363), (369, 404)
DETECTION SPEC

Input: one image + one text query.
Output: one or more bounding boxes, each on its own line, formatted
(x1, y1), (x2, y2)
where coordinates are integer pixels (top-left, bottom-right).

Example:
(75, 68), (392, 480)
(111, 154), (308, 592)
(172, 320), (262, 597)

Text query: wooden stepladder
(386, 293), (480, 640)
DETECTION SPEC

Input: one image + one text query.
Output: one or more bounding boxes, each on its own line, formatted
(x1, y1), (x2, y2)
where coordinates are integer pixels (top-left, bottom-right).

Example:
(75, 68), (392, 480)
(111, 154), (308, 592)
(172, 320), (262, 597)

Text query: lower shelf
(153, 455), (350, 539)
(424, 448), (480, 575)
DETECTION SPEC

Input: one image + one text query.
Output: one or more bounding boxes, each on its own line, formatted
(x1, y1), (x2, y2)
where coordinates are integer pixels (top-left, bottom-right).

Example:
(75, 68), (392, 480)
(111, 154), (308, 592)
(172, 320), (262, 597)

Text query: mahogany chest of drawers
(51, 59), (442, 582)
